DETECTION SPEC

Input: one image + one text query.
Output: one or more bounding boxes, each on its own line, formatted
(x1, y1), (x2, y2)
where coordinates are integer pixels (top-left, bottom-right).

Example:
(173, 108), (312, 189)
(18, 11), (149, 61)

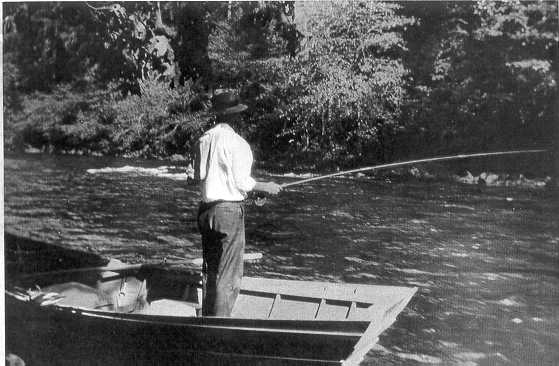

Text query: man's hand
(253, 181), (282, 195)
(186, 176), (199, 186)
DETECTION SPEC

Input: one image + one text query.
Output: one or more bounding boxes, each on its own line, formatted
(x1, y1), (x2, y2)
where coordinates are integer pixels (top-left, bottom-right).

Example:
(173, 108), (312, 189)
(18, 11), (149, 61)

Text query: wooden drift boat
(5, 234), (417, 365)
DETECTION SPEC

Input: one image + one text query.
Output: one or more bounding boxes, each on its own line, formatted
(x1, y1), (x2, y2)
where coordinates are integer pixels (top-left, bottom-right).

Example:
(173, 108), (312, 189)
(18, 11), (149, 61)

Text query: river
(4, 153), (559, 365)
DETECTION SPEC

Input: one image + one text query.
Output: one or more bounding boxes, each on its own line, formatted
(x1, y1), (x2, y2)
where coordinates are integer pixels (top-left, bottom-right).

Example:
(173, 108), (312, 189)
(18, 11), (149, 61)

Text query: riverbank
(14, 148), (555, 190)
(67, 152), (552, 190)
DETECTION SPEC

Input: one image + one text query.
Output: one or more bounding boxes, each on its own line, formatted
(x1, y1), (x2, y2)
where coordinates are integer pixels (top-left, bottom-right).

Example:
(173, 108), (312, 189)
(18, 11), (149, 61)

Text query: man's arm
(253, 181), (282, 195)
(232, 138), (281, 196)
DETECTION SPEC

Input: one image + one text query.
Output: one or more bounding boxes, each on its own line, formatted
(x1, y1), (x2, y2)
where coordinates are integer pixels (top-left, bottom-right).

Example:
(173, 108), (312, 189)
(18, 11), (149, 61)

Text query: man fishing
(193, 90), (282, 316)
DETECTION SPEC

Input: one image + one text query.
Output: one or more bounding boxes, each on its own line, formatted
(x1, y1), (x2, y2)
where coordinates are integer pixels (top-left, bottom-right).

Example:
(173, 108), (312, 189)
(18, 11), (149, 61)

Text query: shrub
(4, 84), (107, 152)
(109, 77), (210, 158)
(4, 78), (210, 158)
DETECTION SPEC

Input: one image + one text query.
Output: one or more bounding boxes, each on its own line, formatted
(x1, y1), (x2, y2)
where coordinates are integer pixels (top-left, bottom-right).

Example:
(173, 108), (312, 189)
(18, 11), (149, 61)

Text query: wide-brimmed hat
(210, 89), (248, 115)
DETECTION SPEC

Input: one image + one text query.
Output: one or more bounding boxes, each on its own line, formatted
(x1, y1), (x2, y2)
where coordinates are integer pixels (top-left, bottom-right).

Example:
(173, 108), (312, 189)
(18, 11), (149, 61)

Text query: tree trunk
(554, 94), (559, 189)
(154, 2), (176, 37)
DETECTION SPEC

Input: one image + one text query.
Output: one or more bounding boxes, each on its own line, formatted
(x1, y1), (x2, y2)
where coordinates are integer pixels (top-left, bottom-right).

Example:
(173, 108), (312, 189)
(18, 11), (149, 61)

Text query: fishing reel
(246, 192), (271, 207)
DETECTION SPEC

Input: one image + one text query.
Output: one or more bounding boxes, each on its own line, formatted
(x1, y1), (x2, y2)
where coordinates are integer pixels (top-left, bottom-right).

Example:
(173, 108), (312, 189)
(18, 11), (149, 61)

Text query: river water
(4, 153), (559, 365)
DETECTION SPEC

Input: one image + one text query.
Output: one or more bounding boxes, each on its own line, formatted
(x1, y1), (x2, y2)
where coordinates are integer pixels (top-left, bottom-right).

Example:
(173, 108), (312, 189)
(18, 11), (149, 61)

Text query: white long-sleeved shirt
(195, 123), (256, 202)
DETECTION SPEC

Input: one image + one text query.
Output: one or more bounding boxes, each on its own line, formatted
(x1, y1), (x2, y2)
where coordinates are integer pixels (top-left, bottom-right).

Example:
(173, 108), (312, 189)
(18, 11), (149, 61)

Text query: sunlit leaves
(274, 1), (414, 166)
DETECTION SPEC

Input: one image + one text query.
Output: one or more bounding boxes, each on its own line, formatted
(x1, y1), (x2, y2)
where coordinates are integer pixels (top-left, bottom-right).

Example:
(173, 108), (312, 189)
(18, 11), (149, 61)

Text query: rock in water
(169, 154), (186, 162)
(485, 173), (499, 185)
(478, 172), (500, 185)
(455, 170), (476, 184)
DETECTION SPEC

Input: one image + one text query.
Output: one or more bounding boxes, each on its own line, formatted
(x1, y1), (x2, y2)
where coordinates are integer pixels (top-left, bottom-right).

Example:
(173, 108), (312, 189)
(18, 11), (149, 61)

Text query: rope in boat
(280, 149), (548, 188)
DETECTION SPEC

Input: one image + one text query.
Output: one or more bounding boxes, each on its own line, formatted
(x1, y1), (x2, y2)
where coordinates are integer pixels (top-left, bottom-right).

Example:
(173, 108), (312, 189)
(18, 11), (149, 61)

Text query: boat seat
(136, 299), (197, 317)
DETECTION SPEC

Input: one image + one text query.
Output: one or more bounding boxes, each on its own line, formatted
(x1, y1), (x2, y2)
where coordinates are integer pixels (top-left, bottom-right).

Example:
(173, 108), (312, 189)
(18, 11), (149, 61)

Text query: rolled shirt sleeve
(194, 139), (206, 182)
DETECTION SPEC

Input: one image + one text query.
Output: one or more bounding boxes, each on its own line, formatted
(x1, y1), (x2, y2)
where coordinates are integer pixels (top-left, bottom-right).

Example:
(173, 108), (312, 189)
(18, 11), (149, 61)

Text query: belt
(199, 200), (243, 211)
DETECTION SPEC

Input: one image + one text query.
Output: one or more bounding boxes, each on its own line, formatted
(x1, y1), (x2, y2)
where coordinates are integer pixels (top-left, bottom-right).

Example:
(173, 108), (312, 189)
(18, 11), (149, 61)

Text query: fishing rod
(280, 149), (547, 188)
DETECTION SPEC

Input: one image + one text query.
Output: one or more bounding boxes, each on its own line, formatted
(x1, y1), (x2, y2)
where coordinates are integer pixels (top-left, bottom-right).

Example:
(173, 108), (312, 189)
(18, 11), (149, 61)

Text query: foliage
(2, 2), (215, 95)
(402, 1), (557, 154)
(4, 84), (113, 153)
(172, 2), (225, 84)
(233, 1), (300, 58)
(2, 3), (96, 92)
(4, 79), (210, 158)
(473, 1), (557, 147)
(208, 2), (298, 87)
(3, 1), (557, 175)
(268, 1), (415, 167)
(85, 2), (182, 94)
(110, 76), (210, 158)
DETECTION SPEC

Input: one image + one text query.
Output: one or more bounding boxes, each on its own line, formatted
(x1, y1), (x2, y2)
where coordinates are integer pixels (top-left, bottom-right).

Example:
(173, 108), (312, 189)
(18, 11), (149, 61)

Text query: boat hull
(6, 294), (359, 365)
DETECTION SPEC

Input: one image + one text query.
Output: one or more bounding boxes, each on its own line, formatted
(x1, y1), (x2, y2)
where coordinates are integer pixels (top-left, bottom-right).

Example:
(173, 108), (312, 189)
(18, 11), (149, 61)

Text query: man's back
(196, 123), (256, 203)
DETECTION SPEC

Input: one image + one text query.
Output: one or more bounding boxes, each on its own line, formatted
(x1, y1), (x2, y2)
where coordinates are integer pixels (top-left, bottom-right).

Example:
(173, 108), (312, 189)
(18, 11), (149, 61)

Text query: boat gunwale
(5, 289), (370, 334)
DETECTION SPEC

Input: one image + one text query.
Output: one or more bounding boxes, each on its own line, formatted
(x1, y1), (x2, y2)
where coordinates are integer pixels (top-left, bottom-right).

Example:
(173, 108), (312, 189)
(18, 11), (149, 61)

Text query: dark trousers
(197, 201), (245, 316)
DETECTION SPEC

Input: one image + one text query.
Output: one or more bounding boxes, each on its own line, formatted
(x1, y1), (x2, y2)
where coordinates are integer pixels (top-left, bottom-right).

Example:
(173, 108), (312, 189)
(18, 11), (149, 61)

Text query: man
(194, 90), (281, 316)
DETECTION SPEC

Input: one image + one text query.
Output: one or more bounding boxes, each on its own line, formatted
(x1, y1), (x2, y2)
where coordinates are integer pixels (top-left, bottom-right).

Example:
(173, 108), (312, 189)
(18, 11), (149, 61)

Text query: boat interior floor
(40, 278), (200, 317)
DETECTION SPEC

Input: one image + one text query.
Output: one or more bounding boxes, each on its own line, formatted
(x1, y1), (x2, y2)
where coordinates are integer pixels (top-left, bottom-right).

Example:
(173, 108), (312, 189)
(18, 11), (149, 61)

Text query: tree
(402, 1), (557, 155)
(269, 1), (415, 167)
(474, 1), (557, 149)
(172, 2), (225, 85)
(87, 2), (179, 94)
(2, 3), (96, 92)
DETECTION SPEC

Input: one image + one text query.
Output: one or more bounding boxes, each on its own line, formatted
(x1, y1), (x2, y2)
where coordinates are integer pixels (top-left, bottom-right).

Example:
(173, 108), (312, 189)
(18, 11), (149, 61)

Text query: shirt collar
(215, 123), (234, 131)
